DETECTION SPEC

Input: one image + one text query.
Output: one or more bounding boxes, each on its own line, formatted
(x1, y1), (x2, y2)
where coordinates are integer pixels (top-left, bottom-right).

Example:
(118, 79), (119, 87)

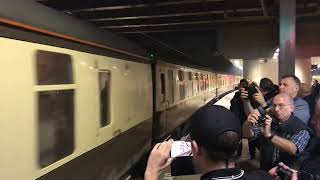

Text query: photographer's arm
(243, 100), (254, 116)
(242, 120), (254, 138)
(267, 130), (310, 156)
(262, 117), (298, 155)
(242, 113), (260, 138)
(269, 135), (298, 155)
(240, 88), (254, 115)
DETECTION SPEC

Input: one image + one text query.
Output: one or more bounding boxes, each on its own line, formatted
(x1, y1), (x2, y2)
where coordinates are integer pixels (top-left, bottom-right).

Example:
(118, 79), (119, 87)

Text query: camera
(257, 111), (267, 126)
(277, 166), (319, 180)
(257, 114), (267, 126)
(243, 85), (258, 100)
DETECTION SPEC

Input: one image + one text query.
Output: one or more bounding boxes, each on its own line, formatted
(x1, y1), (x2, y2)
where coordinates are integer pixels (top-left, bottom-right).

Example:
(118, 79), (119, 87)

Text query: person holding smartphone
(145, 105), (271, 180)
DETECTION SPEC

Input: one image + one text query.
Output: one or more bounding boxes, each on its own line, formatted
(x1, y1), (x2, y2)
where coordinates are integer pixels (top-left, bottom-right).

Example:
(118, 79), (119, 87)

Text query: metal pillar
(279, 0), (296, 80)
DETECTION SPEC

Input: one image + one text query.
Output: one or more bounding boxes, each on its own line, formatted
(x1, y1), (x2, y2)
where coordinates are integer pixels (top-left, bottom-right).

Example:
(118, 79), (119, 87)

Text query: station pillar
(279, 0), (296, 80)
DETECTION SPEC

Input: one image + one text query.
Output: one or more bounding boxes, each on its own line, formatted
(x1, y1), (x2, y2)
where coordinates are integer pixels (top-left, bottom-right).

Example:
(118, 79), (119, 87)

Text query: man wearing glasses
(241, 74), (310, 124)
(243, 93), (312, 171)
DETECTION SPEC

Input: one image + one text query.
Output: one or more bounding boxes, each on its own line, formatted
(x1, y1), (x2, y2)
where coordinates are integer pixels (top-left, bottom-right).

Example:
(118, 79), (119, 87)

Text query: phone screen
(170, 141), (192, 158)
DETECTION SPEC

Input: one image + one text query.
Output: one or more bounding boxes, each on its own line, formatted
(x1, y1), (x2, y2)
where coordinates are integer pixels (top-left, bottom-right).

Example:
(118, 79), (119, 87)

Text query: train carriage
(0, 37), (153, 180)
(0, 2), (241, 179)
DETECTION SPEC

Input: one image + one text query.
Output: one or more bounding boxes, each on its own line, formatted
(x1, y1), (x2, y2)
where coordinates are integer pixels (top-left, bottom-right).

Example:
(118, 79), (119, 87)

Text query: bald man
(243, 93), (312, 170)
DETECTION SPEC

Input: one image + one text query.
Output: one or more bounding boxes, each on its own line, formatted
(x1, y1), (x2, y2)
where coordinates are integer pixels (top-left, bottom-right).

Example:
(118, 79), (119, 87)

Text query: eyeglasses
(271, 104), (291, 110)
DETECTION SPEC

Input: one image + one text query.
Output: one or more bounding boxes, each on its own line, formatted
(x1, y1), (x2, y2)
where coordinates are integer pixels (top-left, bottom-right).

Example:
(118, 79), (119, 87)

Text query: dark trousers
(249, 138), (260, 157)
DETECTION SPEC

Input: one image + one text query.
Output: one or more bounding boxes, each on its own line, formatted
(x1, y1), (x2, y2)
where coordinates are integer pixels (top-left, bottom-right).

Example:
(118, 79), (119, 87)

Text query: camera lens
(257, 116), (267, 126)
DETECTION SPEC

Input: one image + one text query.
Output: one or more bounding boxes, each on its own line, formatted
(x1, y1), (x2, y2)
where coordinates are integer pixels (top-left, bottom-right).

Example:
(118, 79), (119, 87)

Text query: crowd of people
(143, 75), (320, 180)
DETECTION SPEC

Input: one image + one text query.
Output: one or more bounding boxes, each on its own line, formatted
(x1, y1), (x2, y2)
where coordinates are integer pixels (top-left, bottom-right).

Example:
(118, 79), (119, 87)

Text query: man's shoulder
(294, 97), (309, 106)
(243, 170), (271, 180)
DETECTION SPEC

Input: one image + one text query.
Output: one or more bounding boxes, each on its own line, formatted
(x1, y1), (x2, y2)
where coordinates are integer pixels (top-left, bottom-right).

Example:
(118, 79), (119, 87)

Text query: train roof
(0, 0), (242, 75)
(0, 0), (149, 62)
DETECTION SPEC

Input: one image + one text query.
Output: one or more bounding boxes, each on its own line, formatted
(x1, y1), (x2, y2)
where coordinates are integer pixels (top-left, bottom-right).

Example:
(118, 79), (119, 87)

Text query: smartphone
(170, 141), (192, 158)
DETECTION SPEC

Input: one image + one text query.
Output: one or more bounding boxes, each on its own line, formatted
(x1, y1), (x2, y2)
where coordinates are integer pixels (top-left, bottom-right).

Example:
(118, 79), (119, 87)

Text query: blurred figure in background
(259, 78), (278, 102)
(298, 83), (317, 121)
(230, 79), (250, 125)
(230, 79), (249, 157)
(311, 80), (320, 96)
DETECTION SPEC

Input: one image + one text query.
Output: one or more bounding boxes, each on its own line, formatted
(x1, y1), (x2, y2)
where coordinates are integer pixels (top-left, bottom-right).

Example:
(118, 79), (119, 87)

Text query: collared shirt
(257, 97), (310, 124)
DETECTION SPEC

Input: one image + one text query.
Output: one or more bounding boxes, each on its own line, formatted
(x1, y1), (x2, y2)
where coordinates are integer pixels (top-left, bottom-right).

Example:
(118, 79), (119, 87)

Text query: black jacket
(230, 92), (247, 125)
(201, 167), (271, 180)
(299, 138), (320, 177)
(259, 115), (312, 171)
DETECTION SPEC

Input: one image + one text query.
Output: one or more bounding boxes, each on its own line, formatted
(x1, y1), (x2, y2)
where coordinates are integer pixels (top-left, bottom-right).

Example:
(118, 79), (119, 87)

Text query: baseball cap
(189, 105), (241, 152)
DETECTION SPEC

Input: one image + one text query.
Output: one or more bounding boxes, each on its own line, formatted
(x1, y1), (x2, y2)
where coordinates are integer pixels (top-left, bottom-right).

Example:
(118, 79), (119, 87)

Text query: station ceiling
(36, 0), (320, 34)
(35, 0), (320, 73)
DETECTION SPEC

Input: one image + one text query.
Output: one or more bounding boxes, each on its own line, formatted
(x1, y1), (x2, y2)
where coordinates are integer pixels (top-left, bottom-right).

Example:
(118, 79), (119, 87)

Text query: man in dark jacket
(230, 79), (249, 125)
(269, 99), (320, 180)
(145, 105), (271, 180)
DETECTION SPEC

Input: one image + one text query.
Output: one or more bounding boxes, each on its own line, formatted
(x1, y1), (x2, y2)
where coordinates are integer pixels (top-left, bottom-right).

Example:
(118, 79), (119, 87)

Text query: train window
(99, 71), (111, 127)
(178, 70), (184, 81)
(36, 50), (73, 85)
(38, 90), (74, 168)
(195, 73), (199, 80)
(160, 73), (166, 94)
(188, 72), (192, 80)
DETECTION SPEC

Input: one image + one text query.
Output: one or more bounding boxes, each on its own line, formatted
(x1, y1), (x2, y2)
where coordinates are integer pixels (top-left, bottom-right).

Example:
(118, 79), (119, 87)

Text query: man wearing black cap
(144, 105), (271, 180)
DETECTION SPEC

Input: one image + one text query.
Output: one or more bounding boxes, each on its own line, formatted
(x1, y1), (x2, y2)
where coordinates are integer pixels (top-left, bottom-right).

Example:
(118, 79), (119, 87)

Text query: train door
(214, 73), (218, 96)
(188, 72), (193, 97)
(177, 70), (185, 101)
(217, 74), (222, 95)
(159, 72), (167, 103)
(210, 74), (212, 90)
(195, 72), (199, 95)
(167, 69), (175, 104)
(200, 73), (204, 92)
